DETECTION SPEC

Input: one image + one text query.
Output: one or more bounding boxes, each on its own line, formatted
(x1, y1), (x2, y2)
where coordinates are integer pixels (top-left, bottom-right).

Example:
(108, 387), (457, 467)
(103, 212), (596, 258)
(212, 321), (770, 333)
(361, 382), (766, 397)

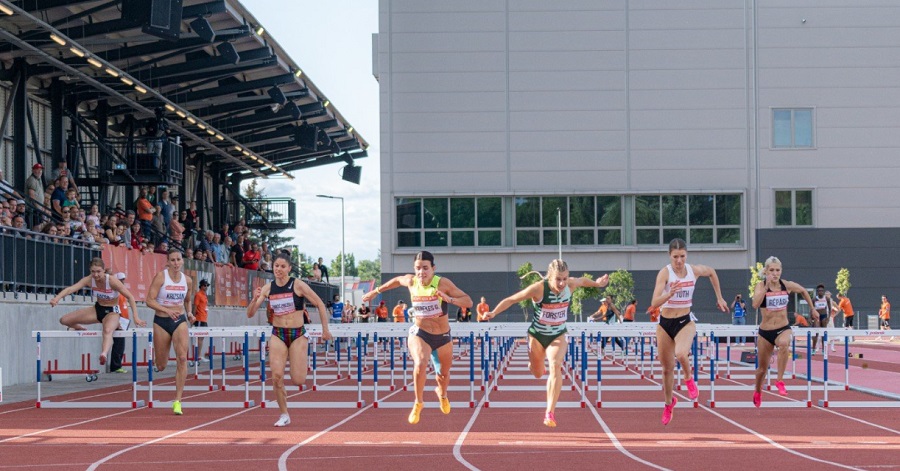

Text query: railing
(223, 197), (296, 230)
(0, 228), (101, 298)
(74, 136), (183, 186)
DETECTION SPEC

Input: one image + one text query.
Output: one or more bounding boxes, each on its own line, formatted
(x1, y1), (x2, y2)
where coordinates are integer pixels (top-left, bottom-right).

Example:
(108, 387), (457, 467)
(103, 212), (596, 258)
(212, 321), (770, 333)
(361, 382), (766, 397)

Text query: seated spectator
(52, 160), (77, 193)
(86, 204), (101, 229)
(103, 215), (119, 243)
(184, 247), (194, 260)
(195, 249), (208, 263)
(50, 175), (67, 216)
(12, 215), (28, 236)
(61, 188), (79, 210)
(154, 240), (169, 254)
(130, 222), (143, 249)
(42, 223), (60, 243)
(113, 202), (126, 218)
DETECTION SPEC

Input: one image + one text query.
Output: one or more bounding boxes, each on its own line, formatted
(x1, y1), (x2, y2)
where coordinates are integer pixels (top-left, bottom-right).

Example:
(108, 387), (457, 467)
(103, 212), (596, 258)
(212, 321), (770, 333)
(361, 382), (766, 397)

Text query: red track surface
(2, 343), (899, 471)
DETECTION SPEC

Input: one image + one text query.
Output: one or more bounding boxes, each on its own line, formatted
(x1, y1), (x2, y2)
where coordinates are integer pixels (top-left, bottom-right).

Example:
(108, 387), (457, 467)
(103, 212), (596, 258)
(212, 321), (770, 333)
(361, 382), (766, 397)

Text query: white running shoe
(830, 344), (836, 352)
(274, 413), (291, 427)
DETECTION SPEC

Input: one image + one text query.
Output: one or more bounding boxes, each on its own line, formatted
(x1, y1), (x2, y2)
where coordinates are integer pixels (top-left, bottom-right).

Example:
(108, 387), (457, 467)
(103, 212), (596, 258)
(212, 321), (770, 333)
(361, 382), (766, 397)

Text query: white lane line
(586, 396), (672, 470)
(451, 397), (486, 471)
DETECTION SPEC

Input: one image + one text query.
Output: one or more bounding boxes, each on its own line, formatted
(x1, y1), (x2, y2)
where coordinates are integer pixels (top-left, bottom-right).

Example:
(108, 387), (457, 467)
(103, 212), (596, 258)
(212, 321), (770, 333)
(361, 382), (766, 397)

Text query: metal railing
(0, 228), (100, 298)
(223, 196), (296, 230)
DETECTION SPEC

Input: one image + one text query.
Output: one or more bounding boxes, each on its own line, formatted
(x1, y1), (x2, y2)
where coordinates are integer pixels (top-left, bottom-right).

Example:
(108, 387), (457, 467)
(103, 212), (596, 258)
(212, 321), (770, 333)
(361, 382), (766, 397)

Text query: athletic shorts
(409, 325), (451, 352)
(658, 313), (694, 341)
(154, 313), (187, 336)
(758, 324), (791, 346)
(95, 303), (118, 323)
(271, 325), (307, 349)
(527, 325), (566, 350)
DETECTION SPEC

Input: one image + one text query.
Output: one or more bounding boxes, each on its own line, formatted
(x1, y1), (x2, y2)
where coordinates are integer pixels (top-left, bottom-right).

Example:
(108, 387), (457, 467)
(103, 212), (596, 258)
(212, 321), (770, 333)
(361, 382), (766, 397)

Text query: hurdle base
(37, 400), (145, 409)
(261, 400), (365, 409)
(150, 400), (255, 409)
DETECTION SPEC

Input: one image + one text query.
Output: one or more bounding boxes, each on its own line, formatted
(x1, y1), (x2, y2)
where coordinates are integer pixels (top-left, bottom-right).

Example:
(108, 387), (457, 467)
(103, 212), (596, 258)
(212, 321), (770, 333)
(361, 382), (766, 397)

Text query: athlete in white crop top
(51, 257), (143, 368)
(145, 249), (194, 415)
(650, 239), (727, 425)
(750, 256), (814, 407)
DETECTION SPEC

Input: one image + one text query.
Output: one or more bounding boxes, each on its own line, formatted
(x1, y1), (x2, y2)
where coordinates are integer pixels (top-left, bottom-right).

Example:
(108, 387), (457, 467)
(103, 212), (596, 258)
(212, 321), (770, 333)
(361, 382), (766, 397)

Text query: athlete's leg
(527, 335), (547, 378)
(59, 306), (98, 331)
(434, 340), (453, 398)
(152, 322), (172, 372)
(171, 321), (190, 403)
(754, 337), (775, 393)
(656, 326), (676, 405)
(99, 313), (120, 364)
(268, 336), (289, 415)
(773, 329), (792, 383)
(407, 333), (430, 404)
(544, 335), (568, 414)
(288, 336), (310, 386)
(673, 322), (697, 382)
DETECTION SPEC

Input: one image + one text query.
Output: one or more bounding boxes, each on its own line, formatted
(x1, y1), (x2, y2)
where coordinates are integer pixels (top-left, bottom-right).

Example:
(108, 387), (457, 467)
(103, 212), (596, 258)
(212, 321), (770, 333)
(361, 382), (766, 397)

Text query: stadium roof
(0, 0), (368, 179)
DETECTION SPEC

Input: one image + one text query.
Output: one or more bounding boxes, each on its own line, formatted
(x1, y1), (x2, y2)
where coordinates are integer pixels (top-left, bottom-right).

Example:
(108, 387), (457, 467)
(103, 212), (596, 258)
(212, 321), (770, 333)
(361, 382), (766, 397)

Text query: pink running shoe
(661, 396), (678, 425)
(543, 411), (557, 428)
(685, 379), (699, 400)
(775, 381), (788, 396)
(753, 391), (762, 408)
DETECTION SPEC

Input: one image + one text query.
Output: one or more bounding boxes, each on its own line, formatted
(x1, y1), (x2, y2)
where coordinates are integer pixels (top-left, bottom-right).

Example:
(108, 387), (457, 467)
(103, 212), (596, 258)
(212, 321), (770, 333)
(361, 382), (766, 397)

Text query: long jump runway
(1, 325), (898, 470)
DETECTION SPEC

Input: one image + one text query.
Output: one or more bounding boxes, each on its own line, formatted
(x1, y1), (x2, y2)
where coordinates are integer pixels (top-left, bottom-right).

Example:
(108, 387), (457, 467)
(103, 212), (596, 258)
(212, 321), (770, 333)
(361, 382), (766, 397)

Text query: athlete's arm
(49, 275), (91, 306)
(294, 279), (332, 340)
(437, 277), (472, 309)
(362, 274), (414, 302)
(569, 273), (609, 289)
(650, 268), (674, 308)
(486, 281), (542, 320)
(693, 263), (728, 312)
(110, 277), (145, 327)
(246, 282), (272, 318)
(183, 275), (194, 323)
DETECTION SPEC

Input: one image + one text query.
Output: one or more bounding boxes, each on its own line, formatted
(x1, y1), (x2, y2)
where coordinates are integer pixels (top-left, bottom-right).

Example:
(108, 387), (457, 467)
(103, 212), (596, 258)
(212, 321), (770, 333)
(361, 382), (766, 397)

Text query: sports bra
(765, 280), (789, 312)
(268, 277), (305, 317)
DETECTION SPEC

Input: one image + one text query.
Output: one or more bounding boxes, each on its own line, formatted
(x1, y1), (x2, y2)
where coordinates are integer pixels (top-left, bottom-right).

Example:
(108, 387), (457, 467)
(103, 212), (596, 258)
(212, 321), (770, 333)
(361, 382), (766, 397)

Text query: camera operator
(732, 293), (747, 345)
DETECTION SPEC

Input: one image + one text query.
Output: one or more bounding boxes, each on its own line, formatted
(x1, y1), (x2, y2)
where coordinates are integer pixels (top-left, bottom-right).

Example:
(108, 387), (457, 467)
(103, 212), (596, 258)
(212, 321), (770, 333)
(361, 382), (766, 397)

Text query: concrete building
(373, 0), (900, 323)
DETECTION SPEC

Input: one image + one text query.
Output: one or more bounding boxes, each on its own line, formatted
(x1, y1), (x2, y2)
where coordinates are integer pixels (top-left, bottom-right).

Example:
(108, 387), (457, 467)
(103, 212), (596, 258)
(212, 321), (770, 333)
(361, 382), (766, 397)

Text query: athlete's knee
(289, 372), (306, 386)
(272, 373), (285, 389)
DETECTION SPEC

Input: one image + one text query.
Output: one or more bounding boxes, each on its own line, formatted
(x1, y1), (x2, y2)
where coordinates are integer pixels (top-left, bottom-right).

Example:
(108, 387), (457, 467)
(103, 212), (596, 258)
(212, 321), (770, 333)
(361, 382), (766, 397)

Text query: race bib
(538, 302), (568, 325)
(411, 296), (442, 318)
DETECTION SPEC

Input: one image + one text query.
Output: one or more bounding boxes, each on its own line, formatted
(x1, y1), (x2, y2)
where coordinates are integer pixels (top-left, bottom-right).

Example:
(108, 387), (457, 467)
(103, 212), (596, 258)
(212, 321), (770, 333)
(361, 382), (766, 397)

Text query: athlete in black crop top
(751, 256), (814, 407)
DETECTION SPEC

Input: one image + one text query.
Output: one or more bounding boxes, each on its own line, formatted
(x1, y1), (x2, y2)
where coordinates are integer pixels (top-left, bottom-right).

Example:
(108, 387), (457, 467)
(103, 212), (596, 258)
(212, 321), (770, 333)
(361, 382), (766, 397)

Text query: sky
(247, 0), (381, 263)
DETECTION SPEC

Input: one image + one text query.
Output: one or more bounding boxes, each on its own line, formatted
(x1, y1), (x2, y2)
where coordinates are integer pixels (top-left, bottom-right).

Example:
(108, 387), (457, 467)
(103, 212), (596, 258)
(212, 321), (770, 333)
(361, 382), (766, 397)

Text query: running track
(1, 347), (898, 470)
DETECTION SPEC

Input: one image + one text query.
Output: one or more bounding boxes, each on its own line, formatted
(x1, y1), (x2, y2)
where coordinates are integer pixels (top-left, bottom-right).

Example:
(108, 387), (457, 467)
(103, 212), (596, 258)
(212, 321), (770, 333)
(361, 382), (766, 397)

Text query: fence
(0, 229), (100, 297)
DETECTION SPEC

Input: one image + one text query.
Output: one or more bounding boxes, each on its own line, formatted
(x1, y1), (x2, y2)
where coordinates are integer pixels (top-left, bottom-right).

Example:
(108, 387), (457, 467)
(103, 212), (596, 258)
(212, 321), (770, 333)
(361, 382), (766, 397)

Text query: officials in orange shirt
(193, 279), (210, 360)
(476, 297), (490, 322)
(623, 299), (637, 322)
(392, 300), (406, 323)
(834, 293), (854, 328)
(879, 295), (891, 329)
(376, 301), (389, 323)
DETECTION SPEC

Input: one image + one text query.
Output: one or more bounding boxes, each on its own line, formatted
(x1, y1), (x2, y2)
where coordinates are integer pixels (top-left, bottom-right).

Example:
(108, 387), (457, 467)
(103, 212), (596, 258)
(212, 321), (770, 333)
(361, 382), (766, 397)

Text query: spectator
(318, 257), (329, 283)
(357, 304), (371, 323)
(792, 313), (810, 327)
(86, 204), (101, 230)
(230, 233), (245, 267)
(879, 295), (892, 337)
(135, 188), (154, 237)
(112, 202), (126, 218)
(193, 279), (210, 360)
(330, 294), (344, 324)
(312, 262), (322, 281)
(146, 185), (157, 206)
(732, 294), (747, 345)
(52, 160), (77, 193)
(476, 296), (491, 322)
(169, 206), (184, 249)
(129, 222), (142, 249)
(197, 230), (214, 258)
(184, 247), (194, 260)
(375, 300), (388, 323)
(260, 251), (273, 272)
(211, 233), (227, 265)
(11, 215), (28, 236)
(25, 163), (44, 204)
(151, 205), (166, 244)
(154, 241), (170, 254)
(122, 210), (136, 243)
(342, 301), (355, 323)
(456, 306), (470, 322)
(62, 188), (79, 210)
(242, 242), (261, 270)
(218, 223), (230, 242)
(392, 300), (406, 323)
(103, 215), (119, 243)
(146, 107), (169, 157)
(159, 188), (174, 229)
(185, 201), (199, 239)
(50, 175), (67, 216)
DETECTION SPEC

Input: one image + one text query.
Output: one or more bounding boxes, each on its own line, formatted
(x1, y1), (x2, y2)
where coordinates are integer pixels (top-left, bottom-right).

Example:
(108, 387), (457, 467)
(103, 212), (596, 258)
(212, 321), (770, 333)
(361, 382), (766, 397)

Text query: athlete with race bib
(484, 259), (609, 427)
(362, 251), (471, 425)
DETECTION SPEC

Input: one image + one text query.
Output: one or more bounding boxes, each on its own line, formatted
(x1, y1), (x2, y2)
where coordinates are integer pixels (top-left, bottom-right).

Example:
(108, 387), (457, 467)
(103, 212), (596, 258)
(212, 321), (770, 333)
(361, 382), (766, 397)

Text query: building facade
(374, 0), (900, 322)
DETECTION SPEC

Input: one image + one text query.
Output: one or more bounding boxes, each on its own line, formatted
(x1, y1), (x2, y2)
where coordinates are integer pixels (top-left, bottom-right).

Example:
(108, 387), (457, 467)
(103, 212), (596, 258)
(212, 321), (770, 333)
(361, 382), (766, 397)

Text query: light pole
(316, 194), (345, 303)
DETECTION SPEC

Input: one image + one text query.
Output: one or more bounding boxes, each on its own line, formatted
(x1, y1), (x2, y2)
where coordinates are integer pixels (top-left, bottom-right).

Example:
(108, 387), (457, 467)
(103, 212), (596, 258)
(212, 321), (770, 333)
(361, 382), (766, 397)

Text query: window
(773, 108), (813, 148)
(636, 194), (741, 245)
(396, 197), (502, 248)
(515, 195), (624, 247)
(775, 190), (813, 226)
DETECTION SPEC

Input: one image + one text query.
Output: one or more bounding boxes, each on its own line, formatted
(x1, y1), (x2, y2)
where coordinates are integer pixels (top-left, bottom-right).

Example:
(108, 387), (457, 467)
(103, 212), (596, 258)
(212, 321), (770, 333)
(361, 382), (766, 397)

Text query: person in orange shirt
(193, 279), (210, 360)
(646, 305), (660, 323)
(879, 296), (892, 335)
(623, 299), (637, 322)
(375, 300), (389, 323)
(792, 313), (810, 327)
(392, 300), (407, 323)
(476, 297), (490, 322)
(833, 293), (854, 328)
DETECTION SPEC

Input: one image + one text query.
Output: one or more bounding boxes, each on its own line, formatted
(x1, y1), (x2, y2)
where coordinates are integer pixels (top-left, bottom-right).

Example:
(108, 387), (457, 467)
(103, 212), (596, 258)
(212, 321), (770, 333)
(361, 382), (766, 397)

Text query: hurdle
(32, 330), (146, 409)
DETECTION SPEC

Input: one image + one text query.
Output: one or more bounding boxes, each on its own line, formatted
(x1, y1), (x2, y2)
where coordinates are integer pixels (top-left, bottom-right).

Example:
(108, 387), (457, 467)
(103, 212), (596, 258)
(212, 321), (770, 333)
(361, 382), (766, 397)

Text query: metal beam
(177, 72), (295, 105)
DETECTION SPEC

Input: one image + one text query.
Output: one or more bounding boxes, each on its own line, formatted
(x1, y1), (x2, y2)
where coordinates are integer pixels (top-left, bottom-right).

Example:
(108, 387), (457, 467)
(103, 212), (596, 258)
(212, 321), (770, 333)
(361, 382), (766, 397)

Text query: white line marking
(452, 397), (485, 471)
(585, 400), (672, 470)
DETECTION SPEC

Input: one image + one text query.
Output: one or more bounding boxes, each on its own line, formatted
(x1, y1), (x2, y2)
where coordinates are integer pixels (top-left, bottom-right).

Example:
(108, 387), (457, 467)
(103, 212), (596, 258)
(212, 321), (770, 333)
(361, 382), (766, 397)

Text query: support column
(12, 59), (28, 191)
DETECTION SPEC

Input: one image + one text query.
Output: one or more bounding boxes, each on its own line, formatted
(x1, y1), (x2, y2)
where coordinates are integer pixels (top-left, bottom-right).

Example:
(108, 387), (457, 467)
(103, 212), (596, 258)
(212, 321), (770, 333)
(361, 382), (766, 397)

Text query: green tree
(603, 269), (635, 312)
(242, 179), (294, 248)
(748, 262), (764, 298)
(835, 268), (851, 296)
(571, 273), (602, 319)
(516, 262), (542, 321)
(357, 252), (381, 282)
(330, 252), (358, 278)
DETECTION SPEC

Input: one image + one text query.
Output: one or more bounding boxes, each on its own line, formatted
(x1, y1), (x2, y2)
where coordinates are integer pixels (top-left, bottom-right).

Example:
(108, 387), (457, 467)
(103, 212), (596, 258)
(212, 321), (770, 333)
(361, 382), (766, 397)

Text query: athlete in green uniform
(485, 259), (608, 427)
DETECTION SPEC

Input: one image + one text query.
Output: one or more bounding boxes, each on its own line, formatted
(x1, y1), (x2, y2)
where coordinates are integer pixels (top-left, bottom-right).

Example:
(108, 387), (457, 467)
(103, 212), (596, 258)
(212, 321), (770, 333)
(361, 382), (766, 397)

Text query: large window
(396, 197), (502, 248)
(775, 190), (813, 226)
(636, 194), (741, 245)
(397, 193), (740, 249)
(515, 196), (623, 246)
(773, 108), (814, 148)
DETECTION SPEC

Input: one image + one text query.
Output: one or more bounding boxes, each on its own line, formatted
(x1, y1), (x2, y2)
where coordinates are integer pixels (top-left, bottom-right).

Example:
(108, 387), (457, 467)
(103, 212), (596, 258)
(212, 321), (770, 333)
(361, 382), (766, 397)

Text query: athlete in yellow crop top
(362, 251), (471, 425)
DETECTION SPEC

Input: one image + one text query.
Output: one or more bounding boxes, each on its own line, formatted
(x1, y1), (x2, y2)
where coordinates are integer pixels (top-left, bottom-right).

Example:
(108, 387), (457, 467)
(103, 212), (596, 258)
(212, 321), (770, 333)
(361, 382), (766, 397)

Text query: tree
(749, 262), (764, 324)
(516, 262), (542, 321)
(603, 269), (635, 312)
(357, 251), (381, 282)
(242, 179), (293, 248)
(330, 252), (358, 278)
(571, 273), (602, 319)
(835, 268), (851, 296)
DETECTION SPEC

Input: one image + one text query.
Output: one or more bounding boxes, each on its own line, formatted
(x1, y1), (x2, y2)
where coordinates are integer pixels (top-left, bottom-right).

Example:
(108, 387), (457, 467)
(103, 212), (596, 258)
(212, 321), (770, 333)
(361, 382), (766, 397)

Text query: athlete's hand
(49, 297), (59, 307)
(134, 317), (147, 328)
(321, 329), (333, 341)
(187, 313), (196, 324)
(716, 297), (728, 312)
(361, 291), (375, 302)
(253, 287), (262, 299)
(168, 308), (181, 320)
